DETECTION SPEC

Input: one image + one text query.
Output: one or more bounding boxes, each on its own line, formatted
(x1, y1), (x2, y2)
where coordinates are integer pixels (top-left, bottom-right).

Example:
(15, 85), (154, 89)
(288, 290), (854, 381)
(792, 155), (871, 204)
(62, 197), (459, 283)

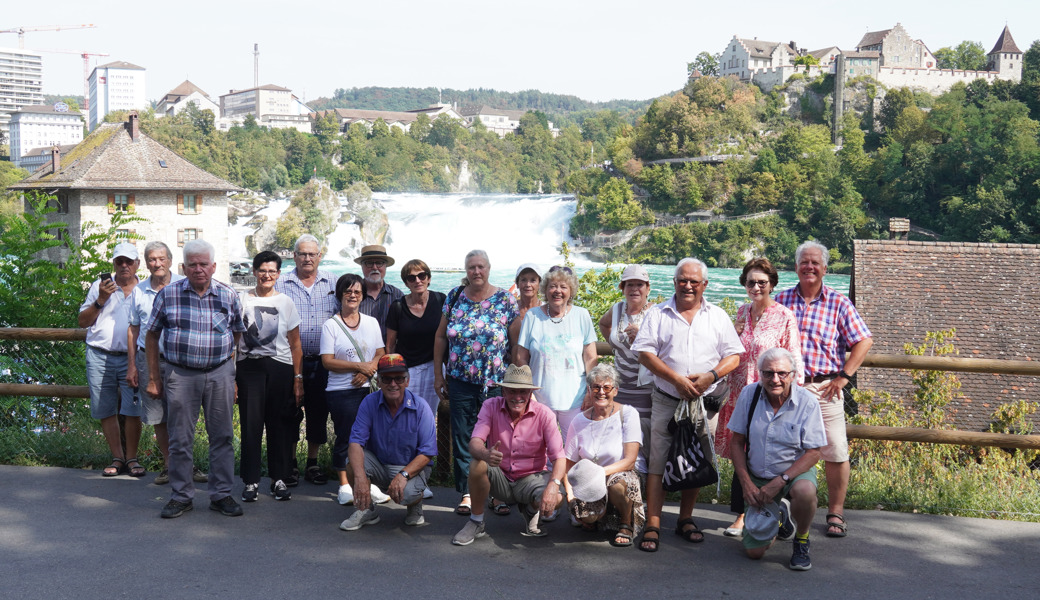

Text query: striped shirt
(147, 277), (244, 369)
(605, 300), (653, 417)
(359, 282), (404, 343)
(275, 268), (339, 356)
(774, 284), (872, 378)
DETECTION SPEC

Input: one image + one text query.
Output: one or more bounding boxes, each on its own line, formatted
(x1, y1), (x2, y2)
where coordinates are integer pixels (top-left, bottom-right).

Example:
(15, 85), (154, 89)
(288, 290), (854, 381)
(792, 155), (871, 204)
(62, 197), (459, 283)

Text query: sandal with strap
(675, 517), (704, 543)
(611, 524), (634, 547)
(488, 497), (511, 516)
(455, 494), (472, 516)
(102, 457), (125, 477)
(125, 457), (146, 478)
(826, 513), (848, 538)
(638, 526), (661, 552)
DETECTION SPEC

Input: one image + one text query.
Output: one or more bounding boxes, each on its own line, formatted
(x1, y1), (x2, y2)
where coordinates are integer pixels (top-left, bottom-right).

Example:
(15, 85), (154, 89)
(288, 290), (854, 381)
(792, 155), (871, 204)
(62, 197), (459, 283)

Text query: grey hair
(183, 239), (215, 263)
(465, 249), (489, 268)
(586, 363), (619, 387)
(294, 234), (320, 252)
(674, 257), (708, 280)
(795, 240), (829, 268)
(144, 240), (173, 261)
(757, 347), (796, 372)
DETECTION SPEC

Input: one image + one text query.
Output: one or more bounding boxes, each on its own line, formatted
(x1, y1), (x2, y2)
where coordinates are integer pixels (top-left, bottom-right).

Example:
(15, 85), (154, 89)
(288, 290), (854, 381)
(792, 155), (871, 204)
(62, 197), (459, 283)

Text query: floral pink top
(715, 301), (804, 459)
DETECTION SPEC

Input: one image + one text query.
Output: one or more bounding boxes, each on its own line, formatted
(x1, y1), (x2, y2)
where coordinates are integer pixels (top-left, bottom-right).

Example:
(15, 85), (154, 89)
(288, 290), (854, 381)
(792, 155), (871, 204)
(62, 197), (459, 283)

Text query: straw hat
(354, 245), (395, 267)
(496, 364), (540, 390)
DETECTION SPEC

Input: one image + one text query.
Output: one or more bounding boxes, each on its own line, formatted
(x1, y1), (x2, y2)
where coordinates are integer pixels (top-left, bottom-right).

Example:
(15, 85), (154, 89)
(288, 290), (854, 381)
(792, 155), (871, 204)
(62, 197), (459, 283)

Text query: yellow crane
(0, 24), (96, 48)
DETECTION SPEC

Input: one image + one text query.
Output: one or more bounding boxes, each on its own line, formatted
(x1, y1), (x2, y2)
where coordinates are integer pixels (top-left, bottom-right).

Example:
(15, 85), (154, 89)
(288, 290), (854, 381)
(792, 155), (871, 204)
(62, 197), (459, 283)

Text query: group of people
(81, 234), (871, 570)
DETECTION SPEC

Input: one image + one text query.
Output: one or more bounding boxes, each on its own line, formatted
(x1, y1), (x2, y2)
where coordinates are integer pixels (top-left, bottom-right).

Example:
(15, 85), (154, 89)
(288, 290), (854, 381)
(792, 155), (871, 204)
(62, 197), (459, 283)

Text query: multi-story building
(0, 47), (44, 139)
(87, 61), (147, 131)
(9, 103), (83, 168)
(218, 84), (313, 132)
(8, 112), (242, 282)
(457, 105), (557, 137)
(156, 80), (219, 117)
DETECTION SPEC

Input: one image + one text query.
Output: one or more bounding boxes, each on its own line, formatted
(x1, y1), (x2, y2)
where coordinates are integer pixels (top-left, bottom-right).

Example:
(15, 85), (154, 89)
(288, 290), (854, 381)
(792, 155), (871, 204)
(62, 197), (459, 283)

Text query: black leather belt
(167, 355), (233, 373)
(87, 345), (127, 357)
(806, 373), (838, 384)
(303, 355), (322, 361)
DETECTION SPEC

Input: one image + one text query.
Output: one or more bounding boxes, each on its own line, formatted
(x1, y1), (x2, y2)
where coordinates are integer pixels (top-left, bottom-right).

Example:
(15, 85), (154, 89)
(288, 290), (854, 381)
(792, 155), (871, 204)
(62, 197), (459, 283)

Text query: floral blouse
(443, 286), (519, 388)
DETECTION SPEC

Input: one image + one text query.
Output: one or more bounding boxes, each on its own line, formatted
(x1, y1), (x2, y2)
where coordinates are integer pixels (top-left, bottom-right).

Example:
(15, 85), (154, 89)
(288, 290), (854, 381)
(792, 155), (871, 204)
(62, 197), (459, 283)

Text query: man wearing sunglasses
(339, 354), (437, 531)
(354, 244), (403, 344)
(728, 348), (826, 570)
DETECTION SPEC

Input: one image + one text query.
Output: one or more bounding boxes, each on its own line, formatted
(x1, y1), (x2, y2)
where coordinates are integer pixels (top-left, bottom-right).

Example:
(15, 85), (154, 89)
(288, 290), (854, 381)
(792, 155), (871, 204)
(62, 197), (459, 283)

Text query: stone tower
(986, 25), (1023, 81)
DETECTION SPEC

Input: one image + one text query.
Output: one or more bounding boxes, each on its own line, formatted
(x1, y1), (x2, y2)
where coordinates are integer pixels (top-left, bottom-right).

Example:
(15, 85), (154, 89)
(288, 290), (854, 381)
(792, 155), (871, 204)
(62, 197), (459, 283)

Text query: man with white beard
(355, 244), (403, 344)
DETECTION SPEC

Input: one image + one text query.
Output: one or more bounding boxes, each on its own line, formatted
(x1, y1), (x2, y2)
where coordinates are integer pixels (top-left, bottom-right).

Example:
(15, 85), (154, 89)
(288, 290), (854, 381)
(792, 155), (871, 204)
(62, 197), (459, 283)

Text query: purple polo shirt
(471, 396), (565, 482)
(349, 389), (437, 466)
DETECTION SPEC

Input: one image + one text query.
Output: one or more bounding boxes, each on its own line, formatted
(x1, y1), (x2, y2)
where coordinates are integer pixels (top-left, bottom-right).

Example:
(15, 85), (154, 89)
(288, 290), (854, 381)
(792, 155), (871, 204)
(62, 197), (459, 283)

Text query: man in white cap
(355, 244), (403, 343)
(77, 241), (144, 478)
(729, 348), (826, 570)
(451, 364), (566, 545)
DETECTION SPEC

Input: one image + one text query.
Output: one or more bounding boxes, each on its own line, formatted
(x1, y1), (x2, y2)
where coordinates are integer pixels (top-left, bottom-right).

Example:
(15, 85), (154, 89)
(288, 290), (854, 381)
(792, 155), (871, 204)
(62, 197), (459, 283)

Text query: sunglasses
(761, 370), (792, 380)
(548, 265), (573, 275)
(745, 280), (770, 288)
(404, 272), (430, 283)
(590, 384), (615, 393)
(379, 375), (407, 385)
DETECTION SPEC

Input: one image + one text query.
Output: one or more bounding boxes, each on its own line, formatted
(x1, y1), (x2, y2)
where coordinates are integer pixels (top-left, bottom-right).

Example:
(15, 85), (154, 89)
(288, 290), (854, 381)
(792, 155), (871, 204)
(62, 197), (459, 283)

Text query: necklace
(618, 300), (649, 344)
(588, 404), (617, 463)
(340, 312), (360, 329)
(547, 305), (569, 324)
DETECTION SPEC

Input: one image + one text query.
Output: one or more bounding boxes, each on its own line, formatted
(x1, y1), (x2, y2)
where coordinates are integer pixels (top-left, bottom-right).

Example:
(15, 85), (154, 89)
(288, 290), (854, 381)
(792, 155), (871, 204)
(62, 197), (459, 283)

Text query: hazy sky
(3, 0), (1037, 105)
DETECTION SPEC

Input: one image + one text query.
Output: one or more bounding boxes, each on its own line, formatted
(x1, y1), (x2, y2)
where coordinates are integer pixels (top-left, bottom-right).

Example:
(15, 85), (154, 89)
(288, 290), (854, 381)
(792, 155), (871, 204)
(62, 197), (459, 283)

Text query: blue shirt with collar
(349, 388), (437, 466)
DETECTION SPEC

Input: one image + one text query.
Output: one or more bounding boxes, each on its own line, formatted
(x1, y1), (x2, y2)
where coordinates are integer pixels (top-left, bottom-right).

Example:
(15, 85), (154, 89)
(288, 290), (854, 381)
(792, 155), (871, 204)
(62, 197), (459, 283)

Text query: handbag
(332, 314), (378, 390)
(661, 396), (719, 492)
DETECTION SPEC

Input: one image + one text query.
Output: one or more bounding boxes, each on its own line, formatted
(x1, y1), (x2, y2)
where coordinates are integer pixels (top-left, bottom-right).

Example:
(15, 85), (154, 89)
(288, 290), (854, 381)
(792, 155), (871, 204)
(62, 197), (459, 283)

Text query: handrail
(0, 327), (86, 341)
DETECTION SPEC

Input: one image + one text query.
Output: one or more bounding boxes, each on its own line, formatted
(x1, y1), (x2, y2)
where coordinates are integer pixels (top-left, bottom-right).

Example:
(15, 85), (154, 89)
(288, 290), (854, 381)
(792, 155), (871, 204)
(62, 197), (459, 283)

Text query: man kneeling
(728, 348), (826, 570)
(452, 365), (565, 545)
(339, 354), (436, 531)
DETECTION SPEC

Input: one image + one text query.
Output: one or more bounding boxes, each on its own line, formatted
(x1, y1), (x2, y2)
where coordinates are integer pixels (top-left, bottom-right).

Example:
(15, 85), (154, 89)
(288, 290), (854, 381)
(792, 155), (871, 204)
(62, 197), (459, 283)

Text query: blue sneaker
(790, 538), (811, 571)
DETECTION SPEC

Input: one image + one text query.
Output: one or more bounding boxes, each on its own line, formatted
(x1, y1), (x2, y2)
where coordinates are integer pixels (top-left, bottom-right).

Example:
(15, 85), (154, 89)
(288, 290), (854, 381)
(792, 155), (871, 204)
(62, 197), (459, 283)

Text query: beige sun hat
(354, 245), (395, 267)
(496, 364), (541, 390)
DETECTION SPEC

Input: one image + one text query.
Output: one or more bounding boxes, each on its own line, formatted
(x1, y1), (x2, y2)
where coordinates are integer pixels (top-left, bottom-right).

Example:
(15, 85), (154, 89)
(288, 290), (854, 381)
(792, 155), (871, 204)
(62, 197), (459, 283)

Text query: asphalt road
(2, 465), (1038, 599)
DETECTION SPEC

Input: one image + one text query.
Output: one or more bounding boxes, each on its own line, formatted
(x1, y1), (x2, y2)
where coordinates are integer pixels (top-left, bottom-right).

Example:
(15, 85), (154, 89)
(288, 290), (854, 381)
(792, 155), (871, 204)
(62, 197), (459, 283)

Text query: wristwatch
(781, 473), (791, 483)
(294, 374), (303, 380)
(551, 478), (562, 487)
(399, 470), (410, 480)
(93, 300), (104, 310)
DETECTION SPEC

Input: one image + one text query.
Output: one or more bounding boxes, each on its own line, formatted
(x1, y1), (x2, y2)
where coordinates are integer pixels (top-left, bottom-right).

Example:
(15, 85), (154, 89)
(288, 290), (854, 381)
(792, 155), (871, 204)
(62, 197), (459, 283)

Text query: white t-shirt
(237, 291), (301, 365)
(80, 279), (134, 351)
(320, 313), (383, 391)
(565, 403), (645, 474)
(518, 305), (597, 411)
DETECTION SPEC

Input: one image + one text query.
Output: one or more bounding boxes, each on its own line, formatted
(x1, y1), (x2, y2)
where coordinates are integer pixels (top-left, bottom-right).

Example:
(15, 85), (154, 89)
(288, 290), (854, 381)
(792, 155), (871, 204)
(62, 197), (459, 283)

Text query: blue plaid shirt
(147, 277), (245, 369)
(275, 268), (339, 356)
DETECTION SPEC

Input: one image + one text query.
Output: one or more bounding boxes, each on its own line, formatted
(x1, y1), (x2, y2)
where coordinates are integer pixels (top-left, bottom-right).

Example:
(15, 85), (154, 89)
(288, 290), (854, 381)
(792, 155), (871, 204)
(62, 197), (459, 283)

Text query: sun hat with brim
(620, 264), (649, 284)
(515, 263), (540, 281)
(354, 245), (395, 267)
(495, 364), (540, 390)
(112, 242), (139, 261)
(567, 459), (607, 503)
(745, 501), (781, 541)
(377, 353), (408, 374)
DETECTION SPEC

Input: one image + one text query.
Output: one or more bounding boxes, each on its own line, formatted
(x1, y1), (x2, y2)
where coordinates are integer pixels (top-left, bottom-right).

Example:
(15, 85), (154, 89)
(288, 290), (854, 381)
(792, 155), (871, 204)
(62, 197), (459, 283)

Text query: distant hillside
(307, 86), (658, 124)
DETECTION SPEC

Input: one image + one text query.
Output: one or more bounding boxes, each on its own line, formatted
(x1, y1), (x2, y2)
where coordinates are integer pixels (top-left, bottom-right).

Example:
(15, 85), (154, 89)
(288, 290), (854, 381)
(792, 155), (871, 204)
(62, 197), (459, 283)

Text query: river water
(229, 192), (849, 302)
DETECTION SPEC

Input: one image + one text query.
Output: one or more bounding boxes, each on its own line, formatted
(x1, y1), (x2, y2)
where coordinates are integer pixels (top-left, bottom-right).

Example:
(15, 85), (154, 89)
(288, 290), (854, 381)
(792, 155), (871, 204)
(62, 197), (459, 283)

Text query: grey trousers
(359, 448), (431, 507)
(165, 360), (236, 503)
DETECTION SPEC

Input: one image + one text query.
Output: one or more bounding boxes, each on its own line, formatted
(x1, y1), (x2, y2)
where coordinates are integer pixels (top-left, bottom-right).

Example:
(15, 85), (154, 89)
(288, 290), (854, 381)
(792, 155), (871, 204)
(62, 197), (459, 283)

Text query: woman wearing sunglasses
(386, 259), (446, 417)
(716, 257), (803, 538)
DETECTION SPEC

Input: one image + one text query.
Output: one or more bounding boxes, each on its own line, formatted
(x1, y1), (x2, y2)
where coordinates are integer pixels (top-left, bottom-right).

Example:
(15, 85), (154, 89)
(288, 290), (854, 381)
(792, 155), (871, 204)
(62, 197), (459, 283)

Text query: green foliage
(687, 51), (720, 77)
(574, 178), (651, 233)
(0, 162), (29, 219)
(934, 41), (987, 71)
(793, 54), (820, 67)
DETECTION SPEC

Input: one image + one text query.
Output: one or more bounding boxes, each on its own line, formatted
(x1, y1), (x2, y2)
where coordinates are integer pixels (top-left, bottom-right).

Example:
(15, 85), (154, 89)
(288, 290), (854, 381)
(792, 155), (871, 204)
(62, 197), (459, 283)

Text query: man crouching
(339, 354), (436, 531)
(728, 348), (826, 570)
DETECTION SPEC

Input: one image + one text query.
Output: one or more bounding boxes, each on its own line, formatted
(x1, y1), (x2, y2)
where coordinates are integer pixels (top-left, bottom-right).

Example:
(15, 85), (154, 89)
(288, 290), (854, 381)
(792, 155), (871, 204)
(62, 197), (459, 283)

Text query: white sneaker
(370, 484), (391, 504)
(337, 483), (354, 505)
(339, 508), (380, 531)
(405, 502), (425, 526)
(422, 487), (434, 500)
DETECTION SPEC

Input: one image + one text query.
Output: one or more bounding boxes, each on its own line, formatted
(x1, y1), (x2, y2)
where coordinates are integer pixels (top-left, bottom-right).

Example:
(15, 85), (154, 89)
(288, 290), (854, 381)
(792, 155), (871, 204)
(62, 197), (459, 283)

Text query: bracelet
(709, 369), (719, 383)
(294, 374), (303, 379)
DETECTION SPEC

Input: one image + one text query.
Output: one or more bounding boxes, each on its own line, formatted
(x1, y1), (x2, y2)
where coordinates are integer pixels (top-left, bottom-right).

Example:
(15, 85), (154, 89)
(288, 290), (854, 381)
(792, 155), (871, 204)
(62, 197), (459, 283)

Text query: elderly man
(729, 348), (826, 570)
(632, 258), (744, 552)
(146, 239), (245, 519)
(275, 234), (339, 485)
(338, 354), (436, 531)
(452, 364), (566, 546)
(775, 241), (872, 538)
(355, 244), (403, 343)
(126, 241), (208, 485)
(78, 242), (143, 478)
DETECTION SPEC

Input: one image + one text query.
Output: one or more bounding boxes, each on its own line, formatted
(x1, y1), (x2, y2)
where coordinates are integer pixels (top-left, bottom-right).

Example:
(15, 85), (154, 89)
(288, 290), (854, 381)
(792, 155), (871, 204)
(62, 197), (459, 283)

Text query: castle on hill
(716, 23), (1022, 95)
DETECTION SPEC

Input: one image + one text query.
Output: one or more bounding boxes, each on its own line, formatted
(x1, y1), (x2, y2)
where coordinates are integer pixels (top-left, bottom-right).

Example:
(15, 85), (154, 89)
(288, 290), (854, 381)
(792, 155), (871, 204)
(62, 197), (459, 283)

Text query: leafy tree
(934, 41), (987, 70)
(687, 51), (720, 77)
(1023, 40), (1040, 83)
(794, 55), (820, 67)
(879, 87), (915, 132)
(409, 113), (431, 143)
(0, 162), (29, 219)
(311, 112), (341, 155)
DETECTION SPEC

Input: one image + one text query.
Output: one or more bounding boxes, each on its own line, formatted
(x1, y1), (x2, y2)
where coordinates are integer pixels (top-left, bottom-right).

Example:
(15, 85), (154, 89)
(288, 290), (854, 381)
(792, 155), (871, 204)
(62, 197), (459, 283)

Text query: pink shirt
(472, 396), (565, 482)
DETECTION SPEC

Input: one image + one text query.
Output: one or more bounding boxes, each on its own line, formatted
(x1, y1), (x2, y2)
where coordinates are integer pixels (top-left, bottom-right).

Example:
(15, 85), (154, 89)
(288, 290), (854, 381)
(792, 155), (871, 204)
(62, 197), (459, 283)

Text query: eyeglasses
(761, 370), (792, 380)
(379, 375), (407, 385)
(590, 384), (615, 393)
(362, 260), (387, 268)
(342, 289), (363, 297)
(404, 272), (429, 283)
(295, 252), (319, 259)
(675, 278), (703, 287)
(745, 280), (770, 288)
(548, 265), (573, 275)
(256, 269), (279, 276)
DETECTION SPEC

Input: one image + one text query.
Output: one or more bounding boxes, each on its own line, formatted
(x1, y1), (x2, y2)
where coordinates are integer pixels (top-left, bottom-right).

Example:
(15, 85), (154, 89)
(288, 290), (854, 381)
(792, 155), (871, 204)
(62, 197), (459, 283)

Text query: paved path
(2, 465), (1038, 599)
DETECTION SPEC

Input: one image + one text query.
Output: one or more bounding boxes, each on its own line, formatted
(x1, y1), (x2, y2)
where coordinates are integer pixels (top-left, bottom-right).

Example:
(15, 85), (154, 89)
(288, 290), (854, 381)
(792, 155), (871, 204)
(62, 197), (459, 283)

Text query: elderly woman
(517, 265), (598, 435)
(508, 263), (542, 364)
(717, 257), (803, 537)
(386, 259), (446, 415)
(564, 364), (645, 547)
(237, 251), (305, 502)
(598, 264), (654, 475)
(434, 249), (519, 516)
(321, 273), (387, 506)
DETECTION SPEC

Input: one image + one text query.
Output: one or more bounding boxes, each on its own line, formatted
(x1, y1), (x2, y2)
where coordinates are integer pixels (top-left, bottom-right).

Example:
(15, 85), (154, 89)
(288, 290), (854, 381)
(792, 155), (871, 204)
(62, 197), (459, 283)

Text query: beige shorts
(487, 467), (549, 507)
(648, 387), (718, 475)
(803, 380), (850, 462)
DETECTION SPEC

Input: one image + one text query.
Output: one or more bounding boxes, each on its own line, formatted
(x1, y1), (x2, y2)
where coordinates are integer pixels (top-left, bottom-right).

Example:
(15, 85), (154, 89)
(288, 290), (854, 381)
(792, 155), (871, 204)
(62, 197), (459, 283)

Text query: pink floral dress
(715, 301), (804, 459)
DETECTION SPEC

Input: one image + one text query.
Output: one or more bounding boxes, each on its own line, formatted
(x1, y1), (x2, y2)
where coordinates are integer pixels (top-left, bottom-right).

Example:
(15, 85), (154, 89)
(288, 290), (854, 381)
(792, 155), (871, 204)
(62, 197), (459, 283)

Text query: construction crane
(0, 24), (96, 48)
(36, 49), (110, 116)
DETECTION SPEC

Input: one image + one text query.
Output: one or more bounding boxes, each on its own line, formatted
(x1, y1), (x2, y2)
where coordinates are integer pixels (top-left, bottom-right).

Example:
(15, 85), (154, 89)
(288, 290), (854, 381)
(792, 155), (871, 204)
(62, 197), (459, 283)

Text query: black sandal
(125, 457), (146, 478)
(611, 524), (634, 547)
(638, 526), (661, 552)
(675, 517), (704, 543)
(102, 457), (125, 477)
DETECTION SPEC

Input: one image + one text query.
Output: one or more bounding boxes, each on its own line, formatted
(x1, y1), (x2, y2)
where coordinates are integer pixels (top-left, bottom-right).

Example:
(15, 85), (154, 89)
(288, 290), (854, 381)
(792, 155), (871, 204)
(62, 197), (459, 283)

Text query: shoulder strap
(744, 384), (763, 450)
(447, 286), (463, 315)
(333, 315), (366, 360)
